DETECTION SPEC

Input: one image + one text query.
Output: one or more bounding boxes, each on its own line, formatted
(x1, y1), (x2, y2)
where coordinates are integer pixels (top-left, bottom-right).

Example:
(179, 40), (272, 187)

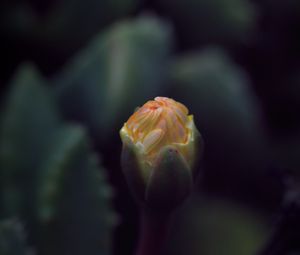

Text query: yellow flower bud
(120, 97), (202, 210)
(120, 97), (199, 169)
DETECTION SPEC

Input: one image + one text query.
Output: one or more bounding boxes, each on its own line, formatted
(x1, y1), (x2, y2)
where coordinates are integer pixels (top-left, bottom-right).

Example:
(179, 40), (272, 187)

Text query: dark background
(0, 0), (300, 255)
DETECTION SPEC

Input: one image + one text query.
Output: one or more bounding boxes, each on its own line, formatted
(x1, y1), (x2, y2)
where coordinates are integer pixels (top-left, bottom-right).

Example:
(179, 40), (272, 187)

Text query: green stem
(135, 210), (171, 255)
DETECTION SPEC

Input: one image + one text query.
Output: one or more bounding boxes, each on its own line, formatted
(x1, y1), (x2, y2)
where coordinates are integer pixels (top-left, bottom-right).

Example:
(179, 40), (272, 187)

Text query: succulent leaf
(54, 16), (173, 140)
(38, 126), (116, 255)
(0, 64), (61, 219)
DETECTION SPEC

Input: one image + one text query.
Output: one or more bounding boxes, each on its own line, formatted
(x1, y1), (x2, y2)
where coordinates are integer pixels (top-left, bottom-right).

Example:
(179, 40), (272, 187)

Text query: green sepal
(145, 146), (193, 212)
(191, 122), (204, 178)
(176, 119), (204, 178)
(121, 135), (148, 203)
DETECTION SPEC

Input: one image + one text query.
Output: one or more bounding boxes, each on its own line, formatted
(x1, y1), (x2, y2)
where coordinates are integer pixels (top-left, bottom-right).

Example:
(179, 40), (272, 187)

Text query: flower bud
(120, 97), (202, 211)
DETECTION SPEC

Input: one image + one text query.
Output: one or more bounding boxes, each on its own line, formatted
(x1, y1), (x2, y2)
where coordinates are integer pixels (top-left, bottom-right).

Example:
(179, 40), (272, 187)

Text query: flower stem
(135, 210), (171, 255)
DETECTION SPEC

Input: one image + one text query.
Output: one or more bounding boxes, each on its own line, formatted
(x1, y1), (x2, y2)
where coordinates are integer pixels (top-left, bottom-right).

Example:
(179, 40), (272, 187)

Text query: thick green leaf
(38, 125), (116, 255)
(0, 64), (61, 218)
(0, 63), (116, 255)
(37, 126), (84, 222)
(0, 219), (33, 255)
(54, 15), (173, 140)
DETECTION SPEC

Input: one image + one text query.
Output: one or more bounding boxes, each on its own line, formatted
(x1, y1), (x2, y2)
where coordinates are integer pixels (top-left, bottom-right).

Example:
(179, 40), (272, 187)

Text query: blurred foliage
(168, 48), (269, 201)
(1, 0), (300, 254)
(0, 219), (33, 255)
(170, 48), (265, 167)
(0, 0), (138, 61)
(153, 0), (257, 48)
(167, 196), (268, 255)
(54, 16), (173, 140)
(0, 65), (116, 255)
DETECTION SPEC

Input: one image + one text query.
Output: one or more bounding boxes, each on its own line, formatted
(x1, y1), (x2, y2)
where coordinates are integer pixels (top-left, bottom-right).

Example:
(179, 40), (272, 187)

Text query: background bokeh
(0, 0), (300, 255)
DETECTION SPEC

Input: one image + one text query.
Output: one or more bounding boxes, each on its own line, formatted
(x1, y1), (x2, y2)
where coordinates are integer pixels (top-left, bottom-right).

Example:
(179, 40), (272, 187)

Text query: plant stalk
(135, 210), (171, 255)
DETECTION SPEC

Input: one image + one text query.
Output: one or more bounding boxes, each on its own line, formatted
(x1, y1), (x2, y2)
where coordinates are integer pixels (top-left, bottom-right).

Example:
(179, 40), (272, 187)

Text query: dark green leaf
(38, 125), (116, 255)
(54, 16), (173, 140)
(0, 64), (61, 218)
